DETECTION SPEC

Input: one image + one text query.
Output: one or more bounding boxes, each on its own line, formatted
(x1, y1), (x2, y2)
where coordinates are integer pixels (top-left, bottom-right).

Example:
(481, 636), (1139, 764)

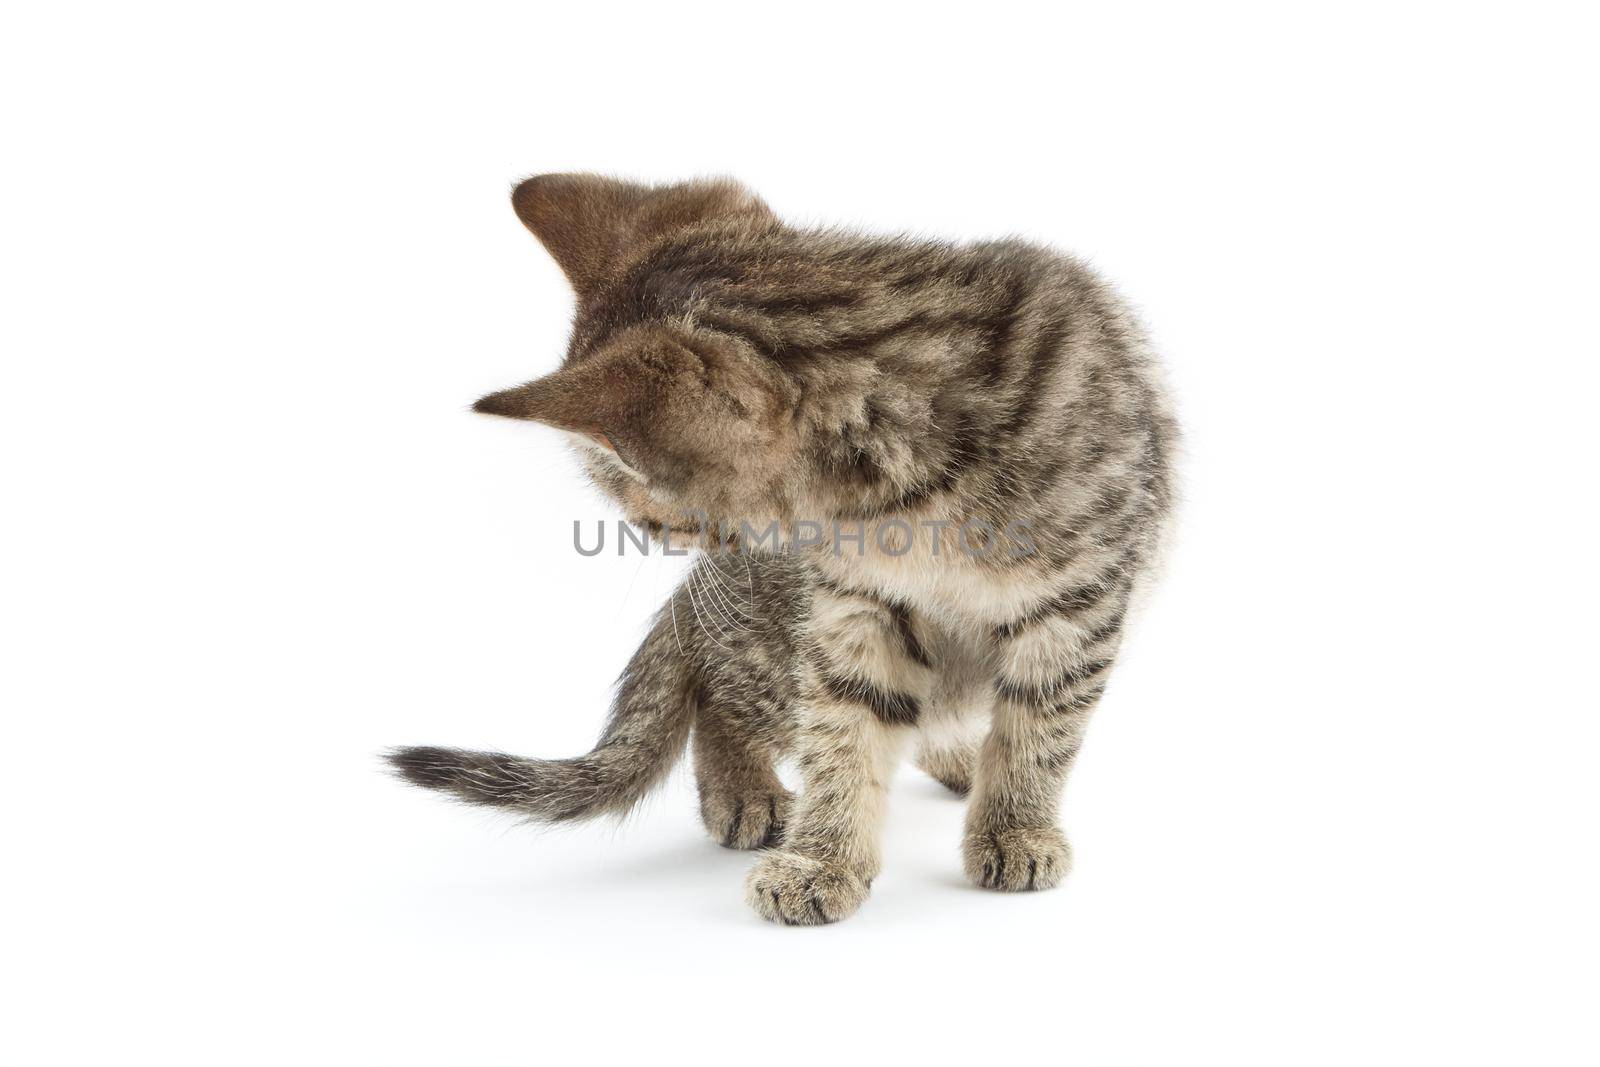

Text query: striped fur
(391, 174), (1178, 924)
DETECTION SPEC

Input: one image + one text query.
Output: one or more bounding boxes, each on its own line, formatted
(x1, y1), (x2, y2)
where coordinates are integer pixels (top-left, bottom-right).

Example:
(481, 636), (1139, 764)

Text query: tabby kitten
(389, 174), (1177, 924)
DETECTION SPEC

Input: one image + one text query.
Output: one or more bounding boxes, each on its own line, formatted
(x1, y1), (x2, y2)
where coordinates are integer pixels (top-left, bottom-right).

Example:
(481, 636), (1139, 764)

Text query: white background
(5, 3), (1597, 1064)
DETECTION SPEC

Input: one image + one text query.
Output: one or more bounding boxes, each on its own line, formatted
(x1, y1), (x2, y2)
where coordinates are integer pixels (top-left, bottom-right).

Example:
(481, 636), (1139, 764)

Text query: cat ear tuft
(509, 173), (773, 295)
(472, 387), (536, 420)
(471, 366), (628, 436)
(471, 376), (587, 429)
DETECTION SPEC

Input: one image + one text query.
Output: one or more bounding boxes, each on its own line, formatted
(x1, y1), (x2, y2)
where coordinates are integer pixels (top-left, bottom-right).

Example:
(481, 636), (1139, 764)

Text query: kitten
(389, 174), (1178, 924)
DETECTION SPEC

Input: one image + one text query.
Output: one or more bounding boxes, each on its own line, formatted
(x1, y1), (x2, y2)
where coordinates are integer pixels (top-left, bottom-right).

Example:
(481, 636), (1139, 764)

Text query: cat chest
(815, 547), (1048, 630)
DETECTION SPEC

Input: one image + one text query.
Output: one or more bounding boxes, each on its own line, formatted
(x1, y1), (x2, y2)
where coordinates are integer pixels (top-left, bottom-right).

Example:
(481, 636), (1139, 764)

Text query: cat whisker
(693, 562), (754, 637)
(697, 558), (755, 633)
(683, 567), (736, 652)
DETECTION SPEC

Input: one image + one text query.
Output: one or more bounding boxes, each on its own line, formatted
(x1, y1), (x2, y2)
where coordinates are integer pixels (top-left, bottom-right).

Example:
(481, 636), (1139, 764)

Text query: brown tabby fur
(389, 174), (1177, 924)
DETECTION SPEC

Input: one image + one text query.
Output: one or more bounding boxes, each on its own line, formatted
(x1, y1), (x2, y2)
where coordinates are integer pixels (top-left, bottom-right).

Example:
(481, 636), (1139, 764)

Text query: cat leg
(913, 648), (991, 796)
(963, 583), (1127, 891)
(692, 703), (793, 850)
(915, 734), (981, 796)
(745, 582), (932, 924)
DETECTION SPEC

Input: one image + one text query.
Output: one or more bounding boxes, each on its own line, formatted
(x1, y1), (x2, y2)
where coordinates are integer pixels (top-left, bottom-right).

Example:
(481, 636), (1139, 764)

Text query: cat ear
(473, 365), (621, 433)
(475, 358), (648, 448)
(510, 173), (772, 294)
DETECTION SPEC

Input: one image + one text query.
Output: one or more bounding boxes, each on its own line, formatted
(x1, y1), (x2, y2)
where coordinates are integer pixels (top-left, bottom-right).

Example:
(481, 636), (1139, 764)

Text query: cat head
(473, 173), (802, 539)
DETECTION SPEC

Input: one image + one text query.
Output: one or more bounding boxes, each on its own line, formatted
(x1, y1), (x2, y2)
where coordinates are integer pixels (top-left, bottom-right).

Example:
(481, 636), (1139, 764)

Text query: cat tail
(385, 603), (696, 823)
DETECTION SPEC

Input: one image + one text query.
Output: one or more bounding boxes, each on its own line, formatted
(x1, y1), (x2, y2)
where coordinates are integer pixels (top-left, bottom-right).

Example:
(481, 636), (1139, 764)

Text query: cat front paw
(745, 851), (869, 925)
(963, 826), (1071, 892)
(700, 787), (793, 849)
